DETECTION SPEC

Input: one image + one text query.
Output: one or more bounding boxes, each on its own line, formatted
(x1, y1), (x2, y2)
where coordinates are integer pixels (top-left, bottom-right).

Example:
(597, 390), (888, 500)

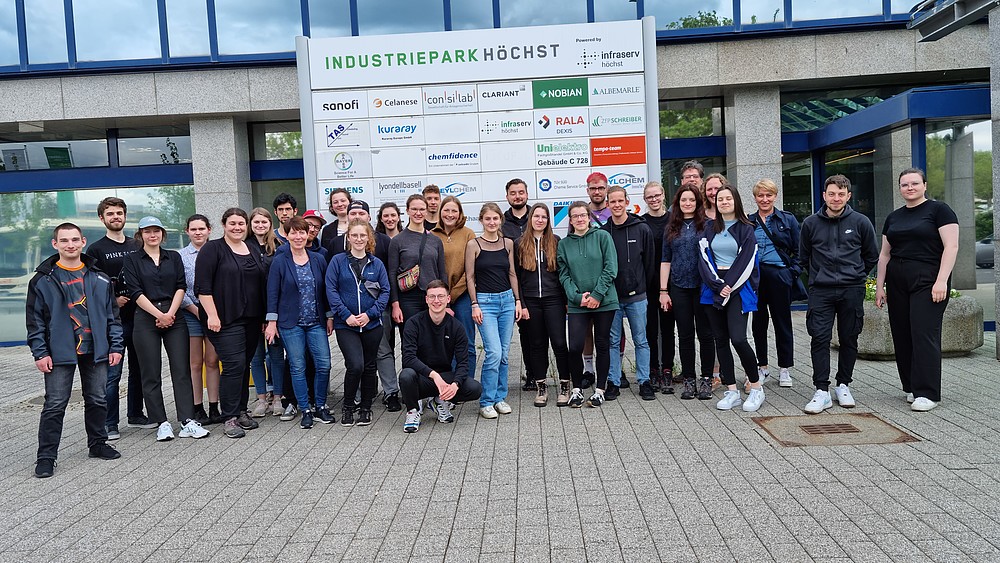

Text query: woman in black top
(514, 203), (569, 407)
(387, 194), (446, 324)
(123, 216), (208, 441)
(875, 168), (959, 412)
(247, 207), (285, 417)
(195, 208), (267, 438)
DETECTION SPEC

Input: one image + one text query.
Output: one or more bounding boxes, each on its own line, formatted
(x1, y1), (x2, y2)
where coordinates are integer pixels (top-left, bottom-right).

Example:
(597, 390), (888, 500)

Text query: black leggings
(522, 295), (570, 382)
(336, 327), (382, 410)
(646, 295), (675, 372)
(133, 307), (193, 424)
(206, 317), (260, 419)
(670, 284), (715, 380)
(704, 293), (758, 387)
(396, 289), (427, 324)
(568, 310), (615, 390)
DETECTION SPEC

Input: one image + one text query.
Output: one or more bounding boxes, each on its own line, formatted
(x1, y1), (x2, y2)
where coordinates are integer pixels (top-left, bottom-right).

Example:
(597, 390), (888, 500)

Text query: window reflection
(250, 122), (303, 160)
(500, 0), (587, 27)
(216, 0), (301, 55)
(252, 179), (306, 212)
(781, 152), (813, 222)
(791, 0), (881, 21)
(890, 0), (915, 14)
(594, 0), (637, 23)
(659, 98), (723, 139)
(661, 156), (726, 200)
(358, 0), (444, 35)
(0, 139), (109, 170)
(0, 0), (18, 66)
(73, 0), (160, 61)
(308, 0), (352, 38)
(644, 1), (733, 30)
(25, 0), (68, 64)
(451, 0), (494, 30)
(166, 0), (210, 57)
(742, 0), (783, 25)
(118, 136), (193, 166)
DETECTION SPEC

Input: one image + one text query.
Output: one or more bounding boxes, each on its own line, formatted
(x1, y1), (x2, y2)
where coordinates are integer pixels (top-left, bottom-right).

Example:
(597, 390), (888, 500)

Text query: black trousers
(398, 368), (483, 411)
(38, 354), (107, 461)
(336, 327), (382, 410)
(670, 284), (715, 380)
(646, 294), (675, 373)
(396, 289), (427, 324)
(752, 264), (796, 368)
(133, 307), (194, 424)
(886, 260), (948, 402)
(806, 286), (864, 391)
(518, 317), (532, 380)
(522, 295), (570, 382)
(206, 317), (260, 419)
(568, 310), (615, 390)
(705, 292), (758, 387)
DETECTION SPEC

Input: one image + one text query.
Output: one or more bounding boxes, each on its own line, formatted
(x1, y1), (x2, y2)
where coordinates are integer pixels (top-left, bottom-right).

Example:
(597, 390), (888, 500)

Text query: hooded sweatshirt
(556, 226), (619, 314)
(601, 213), (656, 304)
(799, 204), (878, 287)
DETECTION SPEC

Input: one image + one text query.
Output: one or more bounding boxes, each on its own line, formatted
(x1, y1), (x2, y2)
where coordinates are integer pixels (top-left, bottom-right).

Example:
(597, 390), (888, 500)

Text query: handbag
(756, 213), (808, 301)
(396, 232), (428, 292)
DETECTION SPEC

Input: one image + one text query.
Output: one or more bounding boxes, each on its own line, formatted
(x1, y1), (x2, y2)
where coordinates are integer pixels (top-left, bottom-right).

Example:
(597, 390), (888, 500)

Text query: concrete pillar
(992, 7), (1000, 358)
(724, 86), (783, 207)
(873, 128), (910, 243)
(190, 117), (252, 234)
(944, 130), (977, 290)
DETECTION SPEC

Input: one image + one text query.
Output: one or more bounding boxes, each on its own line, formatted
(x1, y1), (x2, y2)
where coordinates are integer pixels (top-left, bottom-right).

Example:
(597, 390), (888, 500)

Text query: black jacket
(601, 214), (656, 303)
(800, 204), (878, 287)
(401, 311), (469, 382)
(26, 254), (124, 365)
(194, 238), (267, 325)
(502, 208), (530, 240)
(513, 234), (564, 300)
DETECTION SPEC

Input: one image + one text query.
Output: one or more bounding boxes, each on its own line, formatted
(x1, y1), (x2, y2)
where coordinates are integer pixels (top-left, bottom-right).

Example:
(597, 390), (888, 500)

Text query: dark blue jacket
(749, 209), (801, 272)
(266, 249), (331, 329)
(325, 252), (390, 333)
(26, 254), (124, 365)
(697, 220), (759, 313)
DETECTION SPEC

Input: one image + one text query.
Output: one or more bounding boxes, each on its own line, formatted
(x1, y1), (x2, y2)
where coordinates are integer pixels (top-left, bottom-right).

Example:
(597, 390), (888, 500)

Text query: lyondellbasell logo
(538, 115), (550, 129)
(334, 152), (353, 171)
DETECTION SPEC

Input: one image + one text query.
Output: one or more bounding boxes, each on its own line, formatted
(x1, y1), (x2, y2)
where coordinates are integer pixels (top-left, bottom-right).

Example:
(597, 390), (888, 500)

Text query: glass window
(0, 185), (194, 343)
(791, 0), (881, 21)
(661, 156), (726, 200)
(594, 0), (637, 23)
(252, 179), (306, 212)
(0, 139), (109, 170)
(741, 0), (783, 25)
(307, 0), (352, 37)
(250, 122), (303, 161)
(781, 152), (813, 222)
(73, 0), (160, 61)
(659, 98), (723, 139)
(0, 0), (18, 66)
(451, 0), (494, 30)
(645, 1), (733, 31)
(824, 146), (875, 222)
(890, 0), (915, 14)
(358, 0), (444, 35)
(216, 0), (301, 55)
(118, 132), (193, 166)
(25, 0), (68, 64)
(500, 0), (587, 27)
(166, 0), (210, 57)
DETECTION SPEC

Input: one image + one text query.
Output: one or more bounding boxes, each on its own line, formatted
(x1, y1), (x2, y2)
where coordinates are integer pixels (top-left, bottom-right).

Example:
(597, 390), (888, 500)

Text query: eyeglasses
(306, 224), (321, 232)
(426, 294), (448, 301)
(587, 186), (607, 192)
(681, 173), (701, 180)
(569, 213), (590, 220)
(348, 233), (368, 239)
(644, 194), (663, 201)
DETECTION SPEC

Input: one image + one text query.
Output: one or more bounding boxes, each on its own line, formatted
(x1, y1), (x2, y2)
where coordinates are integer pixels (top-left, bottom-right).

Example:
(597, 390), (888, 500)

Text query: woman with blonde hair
(247, 207), (285, 417)
(432, 196), (478, 373)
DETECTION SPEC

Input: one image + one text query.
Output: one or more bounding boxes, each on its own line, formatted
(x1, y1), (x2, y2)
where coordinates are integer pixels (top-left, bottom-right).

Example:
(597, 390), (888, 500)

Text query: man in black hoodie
(799, 174), (878, 415)
(602, 186), (657, 401)
(501, 178), (535, 391)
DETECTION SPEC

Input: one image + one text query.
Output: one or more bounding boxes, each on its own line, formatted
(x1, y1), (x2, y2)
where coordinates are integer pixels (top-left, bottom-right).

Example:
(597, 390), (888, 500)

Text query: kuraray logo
(376, 124), (417, 135)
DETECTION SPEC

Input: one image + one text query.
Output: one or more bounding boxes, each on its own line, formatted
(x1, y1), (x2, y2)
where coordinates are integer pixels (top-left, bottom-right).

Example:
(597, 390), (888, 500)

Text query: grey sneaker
(680, 379), (697, 400)
(224, 418), (245, 438)
(697, 377), (713, 400)
(106, 424), (120, 441)
(279, 404), (298, 421)
(430, 398), (454, 423)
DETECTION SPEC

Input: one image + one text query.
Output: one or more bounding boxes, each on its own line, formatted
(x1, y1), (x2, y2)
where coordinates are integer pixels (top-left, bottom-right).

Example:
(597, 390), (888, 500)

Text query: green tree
(659, 108), (715, 138)
(265, 131), (303, 160)
(145, 185), (196, 235)
(925, 133), (993, 201)
(664, 10), (733, 30)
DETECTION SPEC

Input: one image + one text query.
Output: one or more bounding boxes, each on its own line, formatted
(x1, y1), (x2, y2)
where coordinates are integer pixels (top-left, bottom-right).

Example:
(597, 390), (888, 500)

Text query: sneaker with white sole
(430, 398), (455, 423)
(178, 419), (210, 439)
(834, 384), (856, 408)
(745, 369), (768, 393)
(778, 368), (793, 388)
(480, 405), (498, 419)
(911, 397), (938, 412)
(804, 389), (832, 414)
(156, 421), (174, 442)
(906, 392), (915, 404)
(568, 388), (585, 408)
(716, 390), (742, 410)
(279, 404), (298, 421)
(403, 409), (421, 433)
(494, 401), (512, 415)
(742, 388), (765, 412)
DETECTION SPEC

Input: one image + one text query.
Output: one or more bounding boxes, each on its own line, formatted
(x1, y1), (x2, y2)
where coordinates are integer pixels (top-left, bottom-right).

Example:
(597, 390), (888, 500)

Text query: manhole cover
(25, 389), (85, 407)
(753, 413), (918, 447)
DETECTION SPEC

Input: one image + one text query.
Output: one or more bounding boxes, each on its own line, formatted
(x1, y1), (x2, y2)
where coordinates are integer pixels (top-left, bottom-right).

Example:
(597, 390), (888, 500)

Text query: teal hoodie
(557, 226), (619, 313)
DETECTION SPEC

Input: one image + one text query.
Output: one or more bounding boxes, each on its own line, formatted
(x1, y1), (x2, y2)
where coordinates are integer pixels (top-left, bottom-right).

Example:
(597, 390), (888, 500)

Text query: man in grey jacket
(26, 223), (125, 478)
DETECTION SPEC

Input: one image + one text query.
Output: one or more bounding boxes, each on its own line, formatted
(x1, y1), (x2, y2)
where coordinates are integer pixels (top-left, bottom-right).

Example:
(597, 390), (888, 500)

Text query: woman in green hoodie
(557, 201), (619, 408)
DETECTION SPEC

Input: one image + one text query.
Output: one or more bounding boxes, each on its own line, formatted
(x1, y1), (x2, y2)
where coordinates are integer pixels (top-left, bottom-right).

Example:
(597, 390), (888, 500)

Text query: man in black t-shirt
(86, 197), (151, 438)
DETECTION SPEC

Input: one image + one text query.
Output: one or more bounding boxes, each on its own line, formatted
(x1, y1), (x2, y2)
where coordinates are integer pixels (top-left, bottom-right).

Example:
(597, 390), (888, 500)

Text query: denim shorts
(183, 310), (205, 337)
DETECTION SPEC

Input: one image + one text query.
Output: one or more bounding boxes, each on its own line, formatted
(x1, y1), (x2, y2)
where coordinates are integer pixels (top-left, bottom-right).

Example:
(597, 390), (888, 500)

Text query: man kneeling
(399, 280), (482, 433)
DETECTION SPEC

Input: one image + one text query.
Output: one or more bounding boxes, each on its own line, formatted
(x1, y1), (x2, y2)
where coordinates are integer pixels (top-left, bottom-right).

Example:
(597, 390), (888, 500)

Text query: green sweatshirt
(557, 226), (619, 313)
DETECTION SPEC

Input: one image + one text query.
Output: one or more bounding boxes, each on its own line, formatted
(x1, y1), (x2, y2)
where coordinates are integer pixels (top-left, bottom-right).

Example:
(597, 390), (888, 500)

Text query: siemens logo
(321, 100), (361, 111)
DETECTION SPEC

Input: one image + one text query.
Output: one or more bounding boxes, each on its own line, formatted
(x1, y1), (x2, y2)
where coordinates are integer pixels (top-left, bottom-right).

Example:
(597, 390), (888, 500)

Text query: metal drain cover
(753, 413), (918, 447)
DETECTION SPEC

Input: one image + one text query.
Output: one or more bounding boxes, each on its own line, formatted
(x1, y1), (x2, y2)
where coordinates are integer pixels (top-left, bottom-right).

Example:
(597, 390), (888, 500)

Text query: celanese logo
(372, 98), (383, 108)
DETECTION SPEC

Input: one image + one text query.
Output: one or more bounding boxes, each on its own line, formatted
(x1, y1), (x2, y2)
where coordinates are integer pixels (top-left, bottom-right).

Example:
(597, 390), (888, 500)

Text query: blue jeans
(251, 333), (285, 396)
(280, 324), (331, 412)
(608, 299), (651, 385)
(39, 355), (108, 460)
(452, 292), (478, 377)
(476, 289), (514, 407)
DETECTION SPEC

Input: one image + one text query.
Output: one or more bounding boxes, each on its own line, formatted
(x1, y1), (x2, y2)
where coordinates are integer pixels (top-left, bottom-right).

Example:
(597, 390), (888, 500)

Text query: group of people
(27, 164), (958, 478)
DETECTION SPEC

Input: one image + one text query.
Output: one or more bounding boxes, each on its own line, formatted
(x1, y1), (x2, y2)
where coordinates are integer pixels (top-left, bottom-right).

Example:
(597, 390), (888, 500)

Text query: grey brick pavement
(1, 312), (998, 562)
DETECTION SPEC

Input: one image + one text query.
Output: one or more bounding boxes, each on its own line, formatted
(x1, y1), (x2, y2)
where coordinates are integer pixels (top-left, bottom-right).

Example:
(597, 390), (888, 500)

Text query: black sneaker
(671, 368), (684, 383)
(357, 409), (373, 426)
(604, 383), (620, 401)
(341, 407), (355, 427)
(88, 443), (121, 460)
(568, 388), (585, 408)
(639, 381), (656, 401)
(301, 410), (314, 429)
(193, 404), (210, 425)
(619, 375), (630, 389)
(106, 424), (120, 441)
(34, 459), (55, 478)
(522, 378), (536, 391)
(660, 375), (675, 395)
(697, 377), (713, 400)
(587, 391), (605, 407)
(127, 415), (157, 429)
(316, 407), (335, 424)
(383, 392), (402, 412)
(580, 372), (595, 390)
(236, 413), (258, 430)
(681, 379), (697, 400)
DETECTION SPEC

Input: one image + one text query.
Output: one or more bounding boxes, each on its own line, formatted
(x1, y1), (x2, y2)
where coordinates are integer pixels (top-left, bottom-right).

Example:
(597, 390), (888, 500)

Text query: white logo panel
(426, 143), (481, 173)
(371, 146), (427, 177)
(478, 110), (534, 142)
(588, 74), (645, 106)
(314, 121), (369, 150)
(423, 113), (481, 145)
(534, 138), (591, 169)
(312, 91), (368, 120)
(315, 148), (373, 180)
(479, 140), (535, 172)
(422, 84), (478, 114)
(367, 87), (423, 117)
(477, 81), (532, 111)
(588, 104), (645, 136)
(369, 117), (424, 147)
(533, 108), (590, 139)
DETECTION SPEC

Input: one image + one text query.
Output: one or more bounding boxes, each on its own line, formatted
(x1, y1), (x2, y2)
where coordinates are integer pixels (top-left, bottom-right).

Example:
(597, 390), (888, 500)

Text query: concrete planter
(833, 296), (984, 360)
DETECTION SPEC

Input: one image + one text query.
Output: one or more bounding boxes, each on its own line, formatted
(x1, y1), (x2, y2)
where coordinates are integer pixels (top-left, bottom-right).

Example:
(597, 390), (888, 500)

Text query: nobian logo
(532, 78), (588, 109)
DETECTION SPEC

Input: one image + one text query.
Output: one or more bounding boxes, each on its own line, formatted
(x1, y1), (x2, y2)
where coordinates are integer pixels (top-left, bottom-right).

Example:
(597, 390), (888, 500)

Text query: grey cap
(137, 216), (165, 230)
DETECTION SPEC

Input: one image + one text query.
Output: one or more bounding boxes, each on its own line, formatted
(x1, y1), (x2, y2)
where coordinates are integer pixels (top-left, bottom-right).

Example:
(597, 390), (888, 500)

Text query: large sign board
(297, 18), (659, 230)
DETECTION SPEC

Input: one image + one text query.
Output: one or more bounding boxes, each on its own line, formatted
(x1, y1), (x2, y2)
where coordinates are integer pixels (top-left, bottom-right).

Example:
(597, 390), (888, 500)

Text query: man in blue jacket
(799, 175), (878, 414)
(26, 223), (125, 478)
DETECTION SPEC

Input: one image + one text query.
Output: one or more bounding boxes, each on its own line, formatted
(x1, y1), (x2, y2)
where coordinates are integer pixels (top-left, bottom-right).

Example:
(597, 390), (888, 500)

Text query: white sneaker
(778, 368), (792, 388)
(911, 397), (938, 412)
(429, 397), (454, 423)
(716, 390), (742, 410)
(834, 384), (856, 408)
(178, 419), (210, 439)
(480, 405), (499, 419)
(742, 388), (765, 412)
(906, 393), (915, 404)
(279, 404), (298, 421)
(494, 401), (512, 415)
(804, 389), (832, 414)
(403, 409), (421, 433)
(156, 421), (174, 442)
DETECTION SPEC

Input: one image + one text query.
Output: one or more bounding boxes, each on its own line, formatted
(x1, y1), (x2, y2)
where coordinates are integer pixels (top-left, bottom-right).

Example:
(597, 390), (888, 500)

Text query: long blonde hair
(248, 207), (279, 256)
